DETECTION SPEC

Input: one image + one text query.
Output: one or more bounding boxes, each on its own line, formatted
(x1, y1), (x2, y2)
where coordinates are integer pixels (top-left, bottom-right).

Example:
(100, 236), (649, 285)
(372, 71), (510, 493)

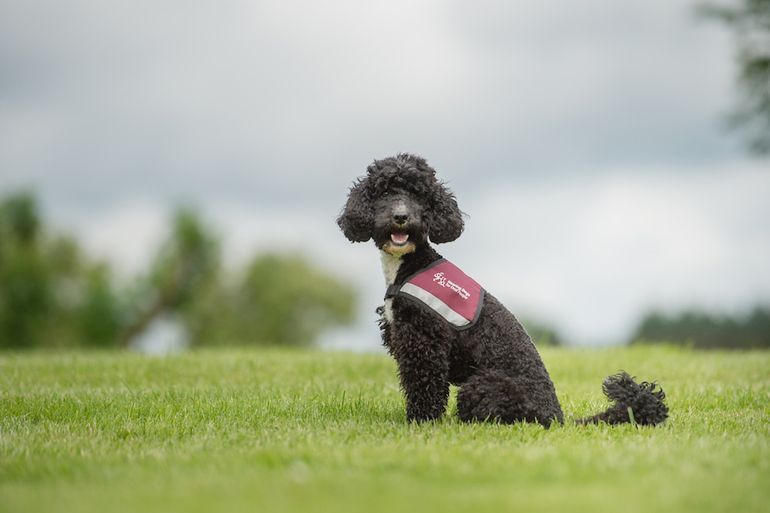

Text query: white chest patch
(380, 251), (402, 323)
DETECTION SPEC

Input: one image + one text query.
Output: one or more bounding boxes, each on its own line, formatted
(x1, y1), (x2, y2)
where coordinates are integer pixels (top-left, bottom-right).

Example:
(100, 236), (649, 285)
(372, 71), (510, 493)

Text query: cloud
(1, 0), (766, 347)
(0, 0), (746, 206)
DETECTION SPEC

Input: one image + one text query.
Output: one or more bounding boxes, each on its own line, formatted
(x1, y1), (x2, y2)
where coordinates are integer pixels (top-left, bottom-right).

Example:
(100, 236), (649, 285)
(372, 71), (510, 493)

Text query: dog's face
(337, 154), (464, 255)
(372, 189), (426, 256)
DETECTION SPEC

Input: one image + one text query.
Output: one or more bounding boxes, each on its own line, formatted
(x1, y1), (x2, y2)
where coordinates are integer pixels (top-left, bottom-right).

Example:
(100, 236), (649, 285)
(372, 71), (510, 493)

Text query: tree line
(1, 191), (766, 351)
(630, 306), (770, 349)
(0, 192), (356, 350)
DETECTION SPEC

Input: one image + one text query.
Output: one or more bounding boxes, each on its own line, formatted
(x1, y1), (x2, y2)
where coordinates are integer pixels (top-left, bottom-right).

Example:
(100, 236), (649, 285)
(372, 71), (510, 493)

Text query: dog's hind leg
(457, 369), (563, 428)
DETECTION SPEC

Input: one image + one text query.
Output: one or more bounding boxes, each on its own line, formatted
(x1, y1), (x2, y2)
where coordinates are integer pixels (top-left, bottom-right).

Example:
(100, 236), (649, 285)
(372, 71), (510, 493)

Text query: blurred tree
(0, 193), (122, 349)
(630, 306), (770, 348)
(186, 253), (357, 347)
(0, 193), (358, 350)
(0, 193), (51, 348)
(76, 264), (122, 347)
(0, 193), (40, 243)
(118, 207), (219, 347)
(521, 318), (564, 347)
(701, 0), (770, 154)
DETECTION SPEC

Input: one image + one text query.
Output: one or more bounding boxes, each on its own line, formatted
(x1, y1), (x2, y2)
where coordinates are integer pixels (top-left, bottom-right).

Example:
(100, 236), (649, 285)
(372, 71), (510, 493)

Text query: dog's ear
(429, 182), (464, 244)
(337, 178), (373, 242)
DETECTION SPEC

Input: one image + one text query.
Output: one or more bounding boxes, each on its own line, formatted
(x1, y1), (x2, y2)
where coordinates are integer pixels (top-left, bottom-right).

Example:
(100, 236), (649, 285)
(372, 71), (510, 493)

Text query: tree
(701, 0), (770, 154)
(0, 192), (358, 350)
(0, 193), (51, 348)
(630, 306), (770, 349)
(117, 208), (357, 348)
(186, 253), (357, 347)
(118, 207), (219, 347)
(521, 317), (564, 347)
(76, 264), (122, 347)
(0, 193), (122, 349)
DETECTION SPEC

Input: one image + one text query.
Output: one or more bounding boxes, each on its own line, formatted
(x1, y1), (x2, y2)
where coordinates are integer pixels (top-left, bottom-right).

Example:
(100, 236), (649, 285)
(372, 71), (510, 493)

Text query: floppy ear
(429, 182), (464, 244)
(337, 178), (373, 242)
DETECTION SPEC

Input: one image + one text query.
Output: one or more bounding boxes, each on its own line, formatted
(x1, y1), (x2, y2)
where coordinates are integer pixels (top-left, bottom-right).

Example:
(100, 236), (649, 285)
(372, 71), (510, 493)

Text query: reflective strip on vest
(393, 259), (484, 329)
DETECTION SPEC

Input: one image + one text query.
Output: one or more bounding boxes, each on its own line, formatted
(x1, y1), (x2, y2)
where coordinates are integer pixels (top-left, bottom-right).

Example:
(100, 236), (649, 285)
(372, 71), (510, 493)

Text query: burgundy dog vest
(385, 259), (485, 329)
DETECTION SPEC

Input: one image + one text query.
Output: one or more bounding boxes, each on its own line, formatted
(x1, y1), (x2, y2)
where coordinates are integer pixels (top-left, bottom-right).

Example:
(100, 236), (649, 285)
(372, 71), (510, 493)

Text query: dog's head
(337, 154), (464, 256)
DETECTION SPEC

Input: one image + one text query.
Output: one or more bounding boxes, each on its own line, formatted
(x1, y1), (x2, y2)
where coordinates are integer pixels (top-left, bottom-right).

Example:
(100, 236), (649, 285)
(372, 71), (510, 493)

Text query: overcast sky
(1, 0), (768, 348)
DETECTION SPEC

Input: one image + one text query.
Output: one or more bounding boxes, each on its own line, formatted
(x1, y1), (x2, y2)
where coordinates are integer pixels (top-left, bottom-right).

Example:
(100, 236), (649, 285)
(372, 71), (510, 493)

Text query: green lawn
(1, 346), (768, 513)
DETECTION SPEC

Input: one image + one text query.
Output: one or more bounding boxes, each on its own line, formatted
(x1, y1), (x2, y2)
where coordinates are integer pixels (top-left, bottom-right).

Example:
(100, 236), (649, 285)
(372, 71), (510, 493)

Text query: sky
(1, 0), (768, 348)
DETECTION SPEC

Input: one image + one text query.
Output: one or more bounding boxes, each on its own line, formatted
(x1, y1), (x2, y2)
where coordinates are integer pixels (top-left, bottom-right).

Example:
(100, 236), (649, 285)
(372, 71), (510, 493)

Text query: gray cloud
(1, 0), (746, 205)
(1, 0), (766, 346)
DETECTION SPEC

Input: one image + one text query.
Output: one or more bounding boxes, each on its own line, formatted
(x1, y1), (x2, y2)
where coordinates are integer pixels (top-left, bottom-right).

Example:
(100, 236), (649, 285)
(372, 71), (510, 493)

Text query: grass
(0, 346), (768, 513)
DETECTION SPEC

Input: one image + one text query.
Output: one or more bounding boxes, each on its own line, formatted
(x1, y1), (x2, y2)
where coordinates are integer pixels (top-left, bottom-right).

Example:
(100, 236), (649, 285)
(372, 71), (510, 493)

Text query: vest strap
(384, 284), (400, 299)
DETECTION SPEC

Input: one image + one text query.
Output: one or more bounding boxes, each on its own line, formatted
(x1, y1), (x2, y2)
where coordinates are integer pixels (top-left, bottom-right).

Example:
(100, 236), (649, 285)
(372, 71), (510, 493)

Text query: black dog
(337, 154), (668, 426)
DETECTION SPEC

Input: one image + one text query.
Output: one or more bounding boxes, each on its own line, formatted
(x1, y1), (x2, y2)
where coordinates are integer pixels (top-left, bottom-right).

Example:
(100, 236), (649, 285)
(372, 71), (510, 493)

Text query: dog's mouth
(382, 231), (416, 256)
(390, 233), (409, 246)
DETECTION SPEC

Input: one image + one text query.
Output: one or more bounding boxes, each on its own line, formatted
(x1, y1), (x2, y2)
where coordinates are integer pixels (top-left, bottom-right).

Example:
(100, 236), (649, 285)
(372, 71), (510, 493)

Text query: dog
(337, 154), (668, 426)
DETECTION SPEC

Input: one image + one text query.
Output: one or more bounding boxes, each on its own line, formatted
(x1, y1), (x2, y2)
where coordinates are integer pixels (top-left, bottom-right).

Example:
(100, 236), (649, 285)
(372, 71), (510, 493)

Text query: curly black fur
(338, 153), (668, 427)
(575, 372), (668, 426)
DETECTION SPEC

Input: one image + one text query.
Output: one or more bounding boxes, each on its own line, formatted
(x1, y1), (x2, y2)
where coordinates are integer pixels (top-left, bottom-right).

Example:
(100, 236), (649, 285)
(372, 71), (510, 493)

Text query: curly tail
(575, 372), (669, 426)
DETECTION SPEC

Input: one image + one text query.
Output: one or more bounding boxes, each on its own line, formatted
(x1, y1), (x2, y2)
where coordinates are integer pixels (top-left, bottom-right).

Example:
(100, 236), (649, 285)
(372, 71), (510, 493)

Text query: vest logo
(433, 271), (471, 300)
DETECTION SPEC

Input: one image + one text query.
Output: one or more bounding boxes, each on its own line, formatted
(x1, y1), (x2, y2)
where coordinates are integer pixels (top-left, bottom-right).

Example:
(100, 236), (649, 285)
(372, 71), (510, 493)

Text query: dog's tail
(574, 372), (668, 426)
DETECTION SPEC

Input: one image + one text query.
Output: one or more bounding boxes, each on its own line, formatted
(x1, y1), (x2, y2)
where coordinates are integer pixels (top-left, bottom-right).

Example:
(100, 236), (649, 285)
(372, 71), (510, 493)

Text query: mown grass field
(1, 346), (768, 513)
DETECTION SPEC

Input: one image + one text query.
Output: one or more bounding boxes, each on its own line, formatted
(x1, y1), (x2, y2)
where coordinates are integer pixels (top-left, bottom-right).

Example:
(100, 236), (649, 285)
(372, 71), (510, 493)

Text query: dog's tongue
(391, 233), (409, 245)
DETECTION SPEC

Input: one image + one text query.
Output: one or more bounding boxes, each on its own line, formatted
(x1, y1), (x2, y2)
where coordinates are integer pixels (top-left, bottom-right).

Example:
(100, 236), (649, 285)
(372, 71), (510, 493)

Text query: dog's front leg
(391, 321), (451, 423)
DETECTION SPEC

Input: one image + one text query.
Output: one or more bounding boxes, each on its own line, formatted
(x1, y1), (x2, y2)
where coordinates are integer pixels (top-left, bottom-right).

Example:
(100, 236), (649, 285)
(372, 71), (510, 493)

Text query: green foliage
(118, 208), (220, 346)
(150, 208), (219, 311)
(0, 192), (357, 350)
(0, 347), (768, 513)
(0, 192), (40, 243)
(630, 306), (770, 348)
(521, 317), (564, 346)
(76, 265), (122, 347)
(0, 193), (49, 348)
(0, 193), (122, 349)
(186, 253), (357, 347)
(0, 238), (52, 348)
(700, 0), (770, 154)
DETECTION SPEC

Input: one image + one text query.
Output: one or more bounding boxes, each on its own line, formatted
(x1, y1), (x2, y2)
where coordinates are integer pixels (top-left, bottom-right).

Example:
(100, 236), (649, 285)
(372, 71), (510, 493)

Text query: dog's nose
(393, 213), (408, 225)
